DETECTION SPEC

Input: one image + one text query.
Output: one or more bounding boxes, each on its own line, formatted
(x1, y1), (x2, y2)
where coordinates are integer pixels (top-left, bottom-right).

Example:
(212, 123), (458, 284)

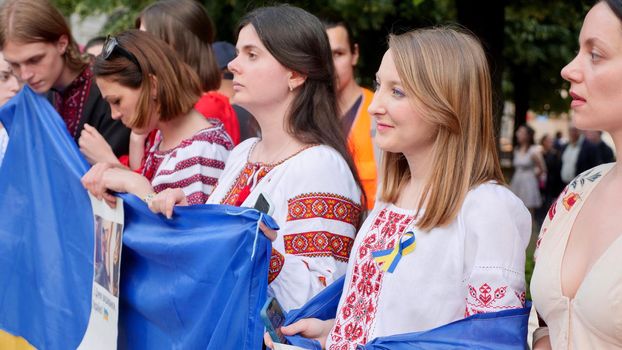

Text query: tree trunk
(512, 65), (529, 130)
(456, 0), (506, 138)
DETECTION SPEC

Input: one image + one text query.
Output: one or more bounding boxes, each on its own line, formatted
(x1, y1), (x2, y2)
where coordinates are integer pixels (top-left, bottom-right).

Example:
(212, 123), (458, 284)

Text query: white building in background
(70, 13), (107, 46)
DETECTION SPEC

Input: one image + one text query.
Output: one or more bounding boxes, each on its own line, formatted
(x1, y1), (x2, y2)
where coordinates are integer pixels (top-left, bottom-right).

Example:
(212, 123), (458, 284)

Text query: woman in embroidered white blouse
(148, 5), (365, 312)
(265, 27), (531, 349)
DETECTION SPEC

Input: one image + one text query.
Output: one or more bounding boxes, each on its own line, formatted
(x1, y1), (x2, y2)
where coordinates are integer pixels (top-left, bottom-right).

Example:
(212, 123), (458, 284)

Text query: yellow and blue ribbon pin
(372, 231), (416, 273)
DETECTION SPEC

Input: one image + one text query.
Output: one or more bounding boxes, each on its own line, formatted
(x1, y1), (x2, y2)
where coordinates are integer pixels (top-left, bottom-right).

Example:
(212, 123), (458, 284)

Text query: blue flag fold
(284, 263), (530, 350)
(0, 87), (275, 350)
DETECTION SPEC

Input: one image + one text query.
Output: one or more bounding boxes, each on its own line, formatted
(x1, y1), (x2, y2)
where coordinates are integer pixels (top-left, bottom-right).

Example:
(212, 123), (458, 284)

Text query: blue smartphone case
(260, 297), (287, 344)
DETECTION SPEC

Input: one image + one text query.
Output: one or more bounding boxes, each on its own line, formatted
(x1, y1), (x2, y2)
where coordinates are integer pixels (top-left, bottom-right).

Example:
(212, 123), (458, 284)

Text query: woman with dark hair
(0, 0), (130, 158)
(81, 0), (240, 169)
(81, 30), (232, 208)
(510, 124), (546, 215)
(136, 0), (240, 144)
(531, 0), (622, 348)
(150, 5), (364, 312)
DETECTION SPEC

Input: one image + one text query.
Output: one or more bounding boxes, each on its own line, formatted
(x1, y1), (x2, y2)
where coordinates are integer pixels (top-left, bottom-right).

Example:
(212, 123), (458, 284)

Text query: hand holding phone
(261, 297), (287, 344)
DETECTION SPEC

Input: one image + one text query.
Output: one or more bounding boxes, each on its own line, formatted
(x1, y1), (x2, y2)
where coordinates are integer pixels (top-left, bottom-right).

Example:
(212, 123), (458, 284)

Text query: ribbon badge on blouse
(372, 231), (416, 273)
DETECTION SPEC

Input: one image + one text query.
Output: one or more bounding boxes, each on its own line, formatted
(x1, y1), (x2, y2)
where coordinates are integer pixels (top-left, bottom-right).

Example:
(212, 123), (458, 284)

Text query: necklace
(247, 139), (317, 167)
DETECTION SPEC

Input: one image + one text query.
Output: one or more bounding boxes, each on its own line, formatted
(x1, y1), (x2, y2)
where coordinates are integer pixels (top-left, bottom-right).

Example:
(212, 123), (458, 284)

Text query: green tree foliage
(504, 0), (589, 122)
(54, 0), (588, 118)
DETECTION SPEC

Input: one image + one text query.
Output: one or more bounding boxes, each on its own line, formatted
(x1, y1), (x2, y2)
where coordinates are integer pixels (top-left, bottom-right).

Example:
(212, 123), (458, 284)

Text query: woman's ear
(287, 71), (307, 92)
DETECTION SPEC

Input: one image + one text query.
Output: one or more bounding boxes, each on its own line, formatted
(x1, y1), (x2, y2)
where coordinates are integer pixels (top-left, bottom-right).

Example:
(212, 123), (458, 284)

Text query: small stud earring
(289, 85), (293, 92)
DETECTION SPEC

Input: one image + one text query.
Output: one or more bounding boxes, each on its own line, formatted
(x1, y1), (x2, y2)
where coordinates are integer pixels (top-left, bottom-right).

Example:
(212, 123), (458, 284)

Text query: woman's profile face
(561, 2), (622, 132)
(227, 24), (291, 112)
(0, 52), (20, 106)
(368, 49), (436, 156)
(96, 77), (154, 135)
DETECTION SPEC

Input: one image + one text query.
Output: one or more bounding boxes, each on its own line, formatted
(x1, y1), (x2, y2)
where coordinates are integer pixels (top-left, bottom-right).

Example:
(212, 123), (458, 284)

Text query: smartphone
(260, 297), (287, 344)
(253, 192), (274, 216)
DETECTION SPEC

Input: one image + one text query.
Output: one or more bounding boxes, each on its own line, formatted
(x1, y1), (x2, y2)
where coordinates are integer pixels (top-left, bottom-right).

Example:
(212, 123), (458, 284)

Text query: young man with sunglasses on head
(0, 0), (130, 160)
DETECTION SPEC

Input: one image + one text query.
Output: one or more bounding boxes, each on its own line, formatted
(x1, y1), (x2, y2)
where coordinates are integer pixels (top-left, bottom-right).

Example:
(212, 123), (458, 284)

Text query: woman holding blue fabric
(81, 30), (232, 207)
(266, 27), (531, 349)
(149, 5), (364, 313)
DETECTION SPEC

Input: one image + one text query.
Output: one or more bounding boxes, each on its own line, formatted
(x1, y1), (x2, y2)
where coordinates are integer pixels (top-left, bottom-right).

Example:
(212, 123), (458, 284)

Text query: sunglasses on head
(101, 35), (141, 72)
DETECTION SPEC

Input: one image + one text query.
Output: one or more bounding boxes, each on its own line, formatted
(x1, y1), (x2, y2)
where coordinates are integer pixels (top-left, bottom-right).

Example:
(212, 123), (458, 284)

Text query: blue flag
(0, 87), (275, 349)
(284, 268), (530, 350)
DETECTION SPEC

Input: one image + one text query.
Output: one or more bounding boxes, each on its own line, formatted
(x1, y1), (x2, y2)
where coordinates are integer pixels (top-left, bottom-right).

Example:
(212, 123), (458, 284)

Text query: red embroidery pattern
(562, 192), (580, 211)
(268, 248), (285, 283)
(287, 193), (361, 226)
(220, 163), (274, 205)
(142, 128), (231, 181)
(329, 209), (415, 350)
(157, 157), (225, 176)
(539, 169), (603, 258)
(464, 282), (522, 316)
(284, 231), (354, 262)
(547, 197), (558, 221)
(53, 67), (93, 138)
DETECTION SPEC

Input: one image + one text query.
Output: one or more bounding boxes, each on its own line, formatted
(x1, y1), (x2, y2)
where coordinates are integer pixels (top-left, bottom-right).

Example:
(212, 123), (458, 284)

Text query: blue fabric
(0, 87), (92, 349)
(361, 303), (531, 350)
(118, 198), (275, 350)
(284, 277), (344, 350)
(284, 263), (530, 350)
(0, 87), (276, 350)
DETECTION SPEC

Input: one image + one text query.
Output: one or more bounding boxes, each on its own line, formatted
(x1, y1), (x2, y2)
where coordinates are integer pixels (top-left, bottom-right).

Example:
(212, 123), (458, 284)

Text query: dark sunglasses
(101, 35), (141, 72)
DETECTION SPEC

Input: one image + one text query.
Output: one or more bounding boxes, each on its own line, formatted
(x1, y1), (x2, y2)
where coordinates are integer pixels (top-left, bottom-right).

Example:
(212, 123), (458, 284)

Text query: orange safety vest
(347, 88), (377, 210)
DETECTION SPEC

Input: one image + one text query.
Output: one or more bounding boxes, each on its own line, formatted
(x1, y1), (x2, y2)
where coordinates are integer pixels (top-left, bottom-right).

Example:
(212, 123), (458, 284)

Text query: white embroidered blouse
(326, 183), (531, 349)
(207, 138), (363, 312)
(142, 123), (233, 205)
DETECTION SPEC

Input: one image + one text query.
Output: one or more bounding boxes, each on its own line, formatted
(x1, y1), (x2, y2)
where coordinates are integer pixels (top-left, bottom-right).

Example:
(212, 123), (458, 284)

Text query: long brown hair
(136, 0), (220, 92)
(381, 27), (504, 231)
(0, 0), (88, 72)
(93, 30), (201, 129)
(238, 5), (366, 209)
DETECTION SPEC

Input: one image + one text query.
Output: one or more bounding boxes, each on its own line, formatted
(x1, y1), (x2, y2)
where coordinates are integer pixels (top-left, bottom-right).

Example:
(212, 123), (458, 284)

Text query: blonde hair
(381, 27), (504, 231)
(0, 0), (88, 72)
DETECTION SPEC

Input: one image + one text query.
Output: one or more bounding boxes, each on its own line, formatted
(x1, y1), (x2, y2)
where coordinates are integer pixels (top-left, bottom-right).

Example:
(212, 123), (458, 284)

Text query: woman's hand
(264, 318), (334, 349)
(81, 162), (119, 207)
(82, 163), (153, 208)
(259, 222), (278, 241)
(148, 188), (189, 218)
(79, 124), (120, 165)
(532, 336), (552, 350)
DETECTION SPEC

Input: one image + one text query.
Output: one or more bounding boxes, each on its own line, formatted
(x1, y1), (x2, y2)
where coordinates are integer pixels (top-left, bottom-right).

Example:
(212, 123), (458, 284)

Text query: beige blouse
(531, 163), (622, 349)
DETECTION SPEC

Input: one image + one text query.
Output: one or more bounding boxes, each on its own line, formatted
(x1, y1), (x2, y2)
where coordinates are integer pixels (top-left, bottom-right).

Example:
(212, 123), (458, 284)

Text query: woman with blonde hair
(266, 26), (531, 349)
